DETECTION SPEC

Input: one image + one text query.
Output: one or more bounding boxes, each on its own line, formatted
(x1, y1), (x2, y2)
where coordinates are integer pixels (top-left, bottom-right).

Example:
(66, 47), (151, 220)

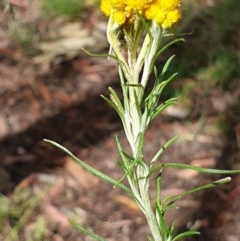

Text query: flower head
(100, 0), (181, 29)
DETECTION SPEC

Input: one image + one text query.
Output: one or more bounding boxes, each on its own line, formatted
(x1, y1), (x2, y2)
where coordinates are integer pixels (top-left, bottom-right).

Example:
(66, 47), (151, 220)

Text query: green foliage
(41, 0), (85, 20)
(70, 221), (107, 241)
(197, 51), (239, 89)
(172, 0), (240, 90)
(0, 189), (47, 241)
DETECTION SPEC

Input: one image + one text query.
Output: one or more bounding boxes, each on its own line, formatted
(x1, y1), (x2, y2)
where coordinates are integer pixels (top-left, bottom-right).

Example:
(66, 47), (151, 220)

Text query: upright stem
(109, 19), (165, 241)
(127, 85), (163, 241)
(135, 159), (163, 241)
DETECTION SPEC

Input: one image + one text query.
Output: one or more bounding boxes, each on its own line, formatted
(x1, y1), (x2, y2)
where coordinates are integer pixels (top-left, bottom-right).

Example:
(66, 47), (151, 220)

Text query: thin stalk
(142, 188), (163, 241)
(125, 35), (163, 239)
(137, 164), (163, 241)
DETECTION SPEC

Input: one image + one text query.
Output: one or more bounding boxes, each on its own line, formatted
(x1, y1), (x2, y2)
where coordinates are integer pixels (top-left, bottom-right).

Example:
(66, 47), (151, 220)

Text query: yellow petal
(100, 0), (111, 16)
(162, 9), (181, 29)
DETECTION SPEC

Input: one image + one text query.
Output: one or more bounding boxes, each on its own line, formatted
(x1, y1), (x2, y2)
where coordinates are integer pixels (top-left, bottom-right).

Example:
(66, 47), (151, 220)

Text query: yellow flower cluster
(100, 0), (181, 29)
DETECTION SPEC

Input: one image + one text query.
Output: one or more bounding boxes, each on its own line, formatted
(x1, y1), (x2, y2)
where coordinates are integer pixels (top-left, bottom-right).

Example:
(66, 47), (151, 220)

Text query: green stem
(143, 191), (163, 241)
(109, 20), (166, 241)
(137, 164), (163, 241)
(127, 119), (162, 241)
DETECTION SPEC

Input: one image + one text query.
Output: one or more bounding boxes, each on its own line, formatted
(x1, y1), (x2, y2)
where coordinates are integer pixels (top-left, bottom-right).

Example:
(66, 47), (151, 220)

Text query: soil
(0, 1), (240, 241)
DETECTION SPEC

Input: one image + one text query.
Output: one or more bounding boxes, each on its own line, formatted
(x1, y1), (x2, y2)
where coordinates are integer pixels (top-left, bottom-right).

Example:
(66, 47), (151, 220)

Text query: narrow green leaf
(162, 194), (176, 205)
(150, 135), (179, 166)
(159, 163), (240, 175)
(156, 173), (162, 204)
(115, 136), (132, 167)
(132, 88), (143, 122)
(82, 48), (128, 70)
(162, 55), (175, 76)
(155, 202), (168, 240)
(115, 136), (137, 186)
(156, 73), (178, 95)
(151, 97), (179, 120)
(101, 94), (123, 121)
(155, 38), (184, 60)
(162, 203), (178, 213)
(136, 132), (145, 160)
(108, 87), (124, 114)
(172, 230), (200, 241)
(70, 220), (107, 241)
(168, 223), (175, 240)
(116, 154), (139, 184)
(44, 139), (132, 196)
(158, 72), (178, 90)
(166, 177), (231, 206)
(153, 65), (158, 79)
(145, 72), (177, 110)
(81, 48), (111, 58)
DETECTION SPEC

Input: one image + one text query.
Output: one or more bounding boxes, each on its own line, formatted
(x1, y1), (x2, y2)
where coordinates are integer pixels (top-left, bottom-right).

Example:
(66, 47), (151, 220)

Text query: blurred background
(0, 0), (239, 240)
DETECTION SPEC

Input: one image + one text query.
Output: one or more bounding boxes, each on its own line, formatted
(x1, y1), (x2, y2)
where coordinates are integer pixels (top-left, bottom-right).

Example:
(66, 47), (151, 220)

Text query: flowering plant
(45, 1), (240, 240)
